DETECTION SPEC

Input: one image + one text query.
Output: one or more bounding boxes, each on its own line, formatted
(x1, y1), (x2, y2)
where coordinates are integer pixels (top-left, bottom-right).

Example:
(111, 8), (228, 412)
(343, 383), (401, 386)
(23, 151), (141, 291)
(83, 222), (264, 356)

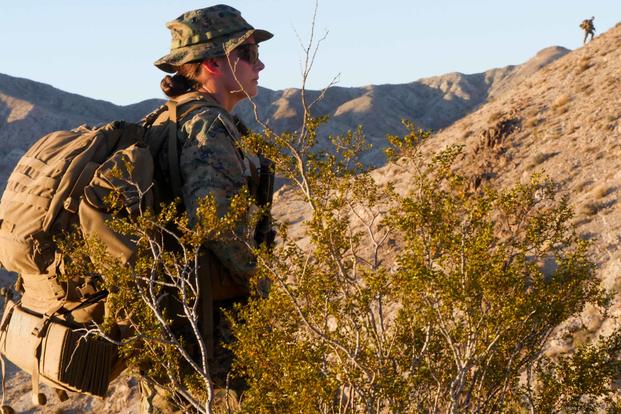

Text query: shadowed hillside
(0, 74), (164, 191)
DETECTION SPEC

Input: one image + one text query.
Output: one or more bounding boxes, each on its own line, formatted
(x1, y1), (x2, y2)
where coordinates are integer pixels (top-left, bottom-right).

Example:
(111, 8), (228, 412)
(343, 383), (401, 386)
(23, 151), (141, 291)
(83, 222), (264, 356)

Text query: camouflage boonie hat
(155, 4), (273, 73)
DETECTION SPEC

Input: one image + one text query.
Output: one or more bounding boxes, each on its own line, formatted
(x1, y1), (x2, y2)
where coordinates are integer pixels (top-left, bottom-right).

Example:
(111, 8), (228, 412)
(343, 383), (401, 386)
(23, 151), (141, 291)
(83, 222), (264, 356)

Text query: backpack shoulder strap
(173, 91), (217, 106)
(165, 101), (183, 199)
(143, 92), (225, 200)
(162, 93), (225, 199)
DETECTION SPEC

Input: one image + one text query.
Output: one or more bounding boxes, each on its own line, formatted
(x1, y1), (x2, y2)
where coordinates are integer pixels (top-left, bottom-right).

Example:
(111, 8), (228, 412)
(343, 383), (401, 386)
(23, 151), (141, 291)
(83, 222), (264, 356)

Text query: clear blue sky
(1, 1), (619, 105)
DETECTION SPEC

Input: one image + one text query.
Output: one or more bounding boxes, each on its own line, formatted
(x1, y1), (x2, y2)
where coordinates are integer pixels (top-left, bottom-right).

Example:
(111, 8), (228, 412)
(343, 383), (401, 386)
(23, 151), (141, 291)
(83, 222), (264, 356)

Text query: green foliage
(384, 120), (432, 162)
(60, 188), (258, 412)
(535, 331), (621, 412)
(230, 118), (621, 413)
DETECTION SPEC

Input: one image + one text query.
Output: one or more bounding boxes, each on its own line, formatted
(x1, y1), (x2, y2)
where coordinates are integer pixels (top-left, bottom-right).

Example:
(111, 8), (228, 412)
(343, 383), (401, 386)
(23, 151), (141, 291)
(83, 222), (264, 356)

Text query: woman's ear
(201, 58), (221, 76)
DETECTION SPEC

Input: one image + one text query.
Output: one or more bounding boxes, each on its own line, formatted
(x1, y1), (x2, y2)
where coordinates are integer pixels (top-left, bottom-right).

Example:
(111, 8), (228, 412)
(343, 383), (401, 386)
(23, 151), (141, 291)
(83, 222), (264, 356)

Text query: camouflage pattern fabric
(140, 95), (255, 413)
(155, 5), (273, 73)
(177, 94), (258, 283)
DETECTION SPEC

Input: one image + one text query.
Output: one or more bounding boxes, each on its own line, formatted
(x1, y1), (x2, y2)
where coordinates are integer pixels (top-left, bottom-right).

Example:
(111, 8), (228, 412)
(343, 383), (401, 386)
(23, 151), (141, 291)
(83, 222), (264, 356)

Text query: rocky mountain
(0, 73), (163, 191)
(424, 24), (620, 265)
(427, 24), (621, 313)
(237, 46), (568, 164)
(0, 45), (567, 188)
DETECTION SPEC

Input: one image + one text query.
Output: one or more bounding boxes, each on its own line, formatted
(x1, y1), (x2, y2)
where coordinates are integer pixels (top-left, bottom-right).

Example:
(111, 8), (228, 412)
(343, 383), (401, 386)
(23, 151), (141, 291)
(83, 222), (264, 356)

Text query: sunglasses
(234, 43), (260, 65)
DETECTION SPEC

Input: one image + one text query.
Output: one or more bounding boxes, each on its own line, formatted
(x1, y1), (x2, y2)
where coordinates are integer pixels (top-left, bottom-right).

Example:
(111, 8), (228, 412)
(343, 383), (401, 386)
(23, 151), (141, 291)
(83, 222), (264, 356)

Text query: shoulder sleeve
(179, 109), (257, 280)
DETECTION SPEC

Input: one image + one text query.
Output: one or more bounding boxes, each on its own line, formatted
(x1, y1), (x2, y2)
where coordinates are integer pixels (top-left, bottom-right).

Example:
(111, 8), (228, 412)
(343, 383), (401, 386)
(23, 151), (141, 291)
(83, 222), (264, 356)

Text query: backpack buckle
(77, 277), (98, 299)
(63, 197), (79, 214)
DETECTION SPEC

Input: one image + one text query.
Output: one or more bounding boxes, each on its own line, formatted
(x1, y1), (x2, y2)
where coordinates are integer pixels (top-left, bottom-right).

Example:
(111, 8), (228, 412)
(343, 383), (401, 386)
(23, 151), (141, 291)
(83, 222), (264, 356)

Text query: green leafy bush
(230, 120), (621, 413)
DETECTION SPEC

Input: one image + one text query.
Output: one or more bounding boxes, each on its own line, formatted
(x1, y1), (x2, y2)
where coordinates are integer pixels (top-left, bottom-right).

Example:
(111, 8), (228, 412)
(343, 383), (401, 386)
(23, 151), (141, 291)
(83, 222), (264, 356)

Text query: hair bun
(160, 74), (192, 97)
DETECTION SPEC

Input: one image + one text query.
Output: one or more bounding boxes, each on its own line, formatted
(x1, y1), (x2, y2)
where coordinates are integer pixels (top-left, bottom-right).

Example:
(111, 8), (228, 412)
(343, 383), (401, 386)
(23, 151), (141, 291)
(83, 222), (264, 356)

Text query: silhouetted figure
(580, 16), (595, 44)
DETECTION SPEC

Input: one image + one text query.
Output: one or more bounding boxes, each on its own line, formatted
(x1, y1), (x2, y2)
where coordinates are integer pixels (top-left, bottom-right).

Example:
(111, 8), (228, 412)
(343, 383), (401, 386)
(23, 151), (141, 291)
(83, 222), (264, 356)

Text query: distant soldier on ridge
(580, 16), (595, 44)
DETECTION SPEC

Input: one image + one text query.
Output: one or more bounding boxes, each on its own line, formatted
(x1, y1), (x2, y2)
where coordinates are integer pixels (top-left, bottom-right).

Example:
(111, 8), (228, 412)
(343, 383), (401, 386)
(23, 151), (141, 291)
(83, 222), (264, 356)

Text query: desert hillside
(423, 21), (621, 302)
(0, 74), (163, 193)
(274, 22), (621, 348)
(236, 46), (568, 164)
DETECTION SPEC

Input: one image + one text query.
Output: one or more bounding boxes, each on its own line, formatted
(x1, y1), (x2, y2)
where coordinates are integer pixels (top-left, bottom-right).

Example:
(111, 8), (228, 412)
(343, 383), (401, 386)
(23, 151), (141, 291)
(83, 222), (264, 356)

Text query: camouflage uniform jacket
(167, 93), (258, 285)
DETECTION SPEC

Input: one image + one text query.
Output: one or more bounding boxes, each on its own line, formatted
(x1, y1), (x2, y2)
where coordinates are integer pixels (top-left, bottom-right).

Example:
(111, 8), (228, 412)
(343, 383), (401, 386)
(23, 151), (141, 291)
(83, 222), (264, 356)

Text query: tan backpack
(580, 19), (593, 31)
(0, 93), (215, 408)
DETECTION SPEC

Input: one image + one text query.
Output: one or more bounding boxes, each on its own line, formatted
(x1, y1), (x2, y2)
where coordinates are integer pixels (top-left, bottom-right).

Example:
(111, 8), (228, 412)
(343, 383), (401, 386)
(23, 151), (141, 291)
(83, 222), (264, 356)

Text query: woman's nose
(255, 59), (265, 72)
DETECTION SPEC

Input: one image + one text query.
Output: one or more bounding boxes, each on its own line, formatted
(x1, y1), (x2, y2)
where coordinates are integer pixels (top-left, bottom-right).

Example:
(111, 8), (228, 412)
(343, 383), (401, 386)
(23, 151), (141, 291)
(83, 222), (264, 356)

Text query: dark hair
(160, 61), (203, 97)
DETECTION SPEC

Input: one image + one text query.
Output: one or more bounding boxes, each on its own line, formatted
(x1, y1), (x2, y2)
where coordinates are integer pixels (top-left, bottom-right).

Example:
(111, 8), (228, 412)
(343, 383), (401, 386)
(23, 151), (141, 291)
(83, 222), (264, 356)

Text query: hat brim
(155, 28), (273, 73)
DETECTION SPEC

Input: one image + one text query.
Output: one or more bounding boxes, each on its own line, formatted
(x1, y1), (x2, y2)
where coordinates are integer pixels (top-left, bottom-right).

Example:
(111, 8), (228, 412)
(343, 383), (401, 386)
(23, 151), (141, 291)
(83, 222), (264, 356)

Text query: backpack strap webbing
(0, 290), (14, 413)
(31, 300), (66, 406)
(28, 290), (108, 406)
(165, 101), (183, 199)
(163, 93), (223, 200)
(140, 104), (168, 129)
(0, 355), (8, 412)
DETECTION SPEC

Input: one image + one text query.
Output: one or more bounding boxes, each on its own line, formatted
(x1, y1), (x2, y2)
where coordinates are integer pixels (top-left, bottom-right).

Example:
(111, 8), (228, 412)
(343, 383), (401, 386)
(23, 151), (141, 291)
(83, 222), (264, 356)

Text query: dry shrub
(552, 94), (570, 114)
(488, 111), (504, 123)
(601, 114), (618, 131)
(575, 57), (592, 74)
(591, 185), (613, 199)
(581, 200), (606, 216)
(525, 116), (543, 128)
(528, 152), (557, 169)
(572, 328), (597, 348)
(576, 62), (592, 74)
(462, 129), (474, 139)
(574, 180), (592, 193)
